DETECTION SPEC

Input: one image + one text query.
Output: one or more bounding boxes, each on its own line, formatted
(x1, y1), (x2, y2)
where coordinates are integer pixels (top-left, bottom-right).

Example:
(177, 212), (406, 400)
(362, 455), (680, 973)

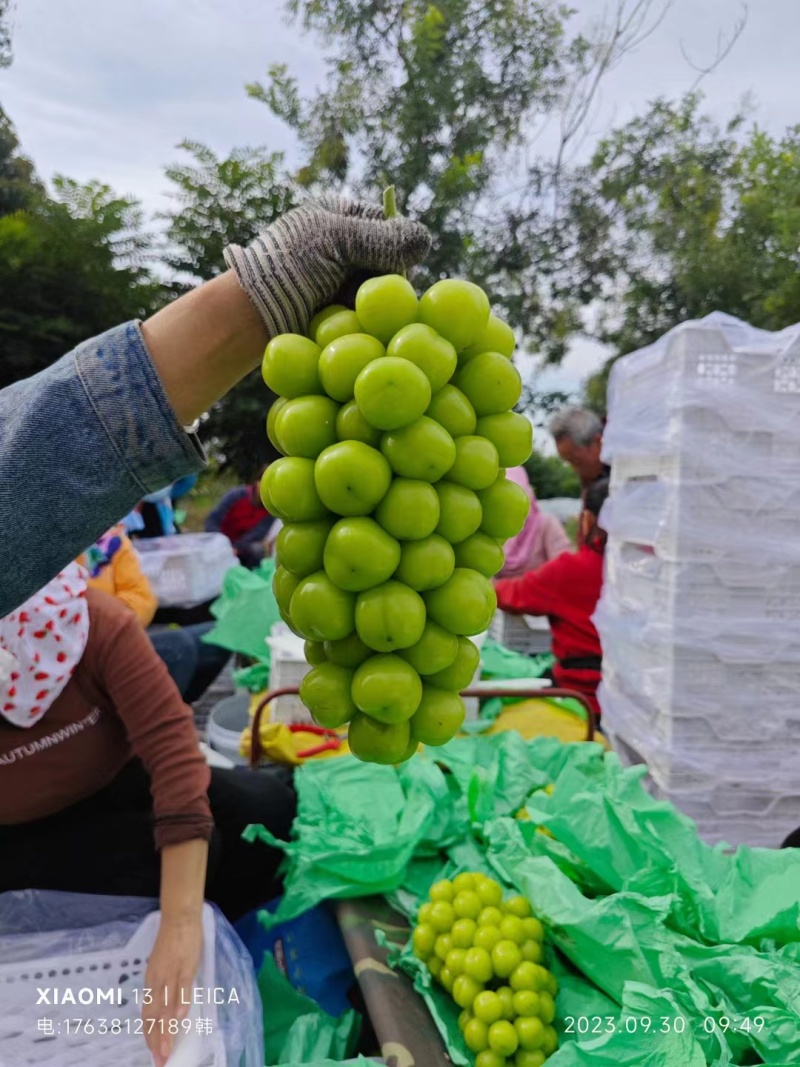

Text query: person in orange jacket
(79, 526), (157, 626)
(78, 529), (230, 702)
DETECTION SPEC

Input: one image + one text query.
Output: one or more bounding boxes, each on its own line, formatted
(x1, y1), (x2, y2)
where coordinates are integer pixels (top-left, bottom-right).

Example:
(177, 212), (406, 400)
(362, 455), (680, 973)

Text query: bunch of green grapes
(413, 872), (558, 1067)
(261, 273), (533, 765)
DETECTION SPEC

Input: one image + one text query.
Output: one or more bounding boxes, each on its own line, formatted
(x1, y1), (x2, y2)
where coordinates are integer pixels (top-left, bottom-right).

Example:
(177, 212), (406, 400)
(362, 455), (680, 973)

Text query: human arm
(145, 839), (208, 1067)
(541, 514), (572, 561)
(0, 198), (429, 615)
(0, 323), (204, 618)
(141, 272), (266, 426)
(142, 197), (430, 424)
(495, 555), (566, 618)
(203, 487), (244, 534)
(111, 536), (158, 626)
(92, 593), (213, 1063)
(95, 593), (213, 848)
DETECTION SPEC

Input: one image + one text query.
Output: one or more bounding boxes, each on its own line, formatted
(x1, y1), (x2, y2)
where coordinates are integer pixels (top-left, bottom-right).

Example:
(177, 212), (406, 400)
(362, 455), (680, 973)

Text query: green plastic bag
(548, 985), (712, 1067)
(436, 730), (550, 823)
(246, 734), (800, 1066)
(480, 638), (554, 680)
(244, 754), (462, 927)
(232, 659), (272, 693)
(477, 638), (587, 723)
(433, 731), (612, 827)
(258, 953), (361, 1065)
(277, 1060), (383, 1067)
(203, 558), (280, 661)
(519, 750), (800, 946)
(485, 806), (800, 1063)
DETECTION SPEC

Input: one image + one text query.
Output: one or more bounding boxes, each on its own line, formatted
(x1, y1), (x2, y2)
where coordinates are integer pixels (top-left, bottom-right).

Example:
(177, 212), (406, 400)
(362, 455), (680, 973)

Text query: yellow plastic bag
(239, 692), (351, 765)
(485, 697), (609, 747)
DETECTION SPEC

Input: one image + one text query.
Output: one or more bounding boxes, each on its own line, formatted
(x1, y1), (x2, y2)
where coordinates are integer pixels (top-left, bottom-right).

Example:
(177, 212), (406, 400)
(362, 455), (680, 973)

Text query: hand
(223, 195), (431, 338)
(143, 913), (203, 1067)
(142, 198), (429, 426)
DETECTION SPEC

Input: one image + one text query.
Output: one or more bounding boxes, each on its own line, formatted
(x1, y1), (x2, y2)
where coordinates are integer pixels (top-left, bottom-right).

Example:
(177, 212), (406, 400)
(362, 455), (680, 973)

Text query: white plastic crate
(267, 628), (313, 724)
(489, 610), (552, 656)
(601, 476), (800, 563)
(134, 534), (239, 608)
(610, 448), (800, 488)
(599, 678), (800, 786)
(599, 312), (800, 843)
(604, 541), (800, 624)
(603, 315), (800, 466)
(606, 723), (800, 849)
(0, 905), (229, 1067)
(652, 789), (800, 850)
(595, 613), (800, 734)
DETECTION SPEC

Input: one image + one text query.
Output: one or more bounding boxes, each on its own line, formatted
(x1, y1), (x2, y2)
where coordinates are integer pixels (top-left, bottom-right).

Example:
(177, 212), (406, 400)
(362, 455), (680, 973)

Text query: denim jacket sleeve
(0, 321), (206, 615)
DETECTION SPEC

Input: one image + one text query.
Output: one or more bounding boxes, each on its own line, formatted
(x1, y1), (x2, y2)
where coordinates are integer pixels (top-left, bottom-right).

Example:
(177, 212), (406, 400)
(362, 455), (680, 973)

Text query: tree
(250, 0), (679, 363)
(0, 174), (161, 388)
(573, 96), (800, 411)
(524, 451), (581, 499)
(0, 0), (12, 68)
(583, 362), (612, 416)
(255, 0), (575, 254)
(0, 106), (38, 216)
(161, 141), (297, 476)
(517, 383), (575, 427)
(0, 104), (162, 388)
(162, 140), (295, 279)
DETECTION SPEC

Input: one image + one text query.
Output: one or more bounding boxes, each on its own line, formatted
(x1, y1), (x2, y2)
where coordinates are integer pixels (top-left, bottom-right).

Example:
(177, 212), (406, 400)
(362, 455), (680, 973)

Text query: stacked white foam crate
(595, 312), (800, 849)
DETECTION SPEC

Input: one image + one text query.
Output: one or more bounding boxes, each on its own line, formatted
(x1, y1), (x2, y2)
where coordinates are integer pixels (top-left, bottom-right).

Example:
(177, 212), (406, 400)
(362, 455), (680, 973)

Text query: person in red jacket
(494, 477), (609, 718)
(204, 463), (275, 567)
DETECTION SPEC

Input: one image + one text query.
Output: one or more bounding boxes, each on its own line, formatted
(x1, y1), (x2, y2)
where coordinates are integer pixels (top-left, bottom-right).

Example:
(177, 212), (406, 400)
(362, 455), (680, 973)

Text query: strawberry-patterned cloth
(0, 563), (90, 728)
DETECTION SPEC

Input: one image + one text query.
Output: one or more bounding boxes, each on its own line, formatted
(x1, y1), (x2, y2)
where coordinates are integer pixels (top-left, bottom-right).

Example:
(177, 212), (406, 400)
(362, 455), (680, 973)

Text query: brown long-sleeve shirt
(0, 588), (212, 849)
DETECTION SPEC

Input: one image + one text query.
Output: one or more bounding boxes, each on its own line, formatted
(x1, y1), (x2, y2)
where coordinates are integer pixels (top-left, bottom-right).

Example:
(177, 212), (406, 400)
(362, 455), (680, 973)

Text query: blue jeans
(148, 623), (231, 704)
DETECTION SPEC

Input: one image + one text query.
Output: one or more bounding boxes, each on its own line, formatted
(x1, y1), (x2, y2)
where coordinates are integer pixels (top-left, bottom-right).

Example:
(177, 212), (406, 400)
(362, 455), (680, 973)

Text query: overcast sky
(2, 0), (799, 399)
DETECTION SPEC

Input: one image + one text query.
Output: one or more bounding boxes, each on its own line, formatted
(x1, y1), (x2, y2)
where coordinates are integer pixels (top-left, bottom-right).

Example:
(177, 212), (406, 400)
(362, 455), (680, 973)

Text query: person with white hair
(549, 407), (608, 490)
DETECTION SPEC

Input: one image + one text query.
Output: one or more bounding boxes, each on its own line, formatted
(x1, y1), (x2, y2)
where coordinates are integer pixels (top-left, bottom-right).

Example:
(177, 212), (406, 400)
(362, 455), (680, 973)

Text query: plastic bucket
(207, 694), (250, 766)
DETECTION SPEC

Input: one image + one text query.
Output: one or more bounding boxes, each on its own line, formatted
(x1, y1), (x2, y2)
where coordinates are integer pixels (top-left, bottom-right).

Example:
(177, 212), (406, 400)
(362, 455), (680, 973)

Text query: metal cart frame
(248, 685), (596, 767)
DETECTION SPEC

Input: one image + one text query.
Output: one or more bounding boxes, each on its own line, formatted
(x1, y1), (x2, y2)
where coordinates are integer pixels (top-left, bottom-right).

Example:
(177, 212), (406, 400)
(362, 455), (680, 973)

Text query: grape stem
(383, 185), (398, 219)
(383, 185), (406, 278)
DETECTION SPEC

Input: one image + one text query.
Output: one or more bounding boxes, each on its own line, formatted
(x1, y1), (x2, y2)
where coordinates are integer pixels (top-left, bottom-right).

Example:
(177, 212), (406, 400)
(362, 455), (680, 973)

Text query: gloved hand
(223, 195), (431, 338)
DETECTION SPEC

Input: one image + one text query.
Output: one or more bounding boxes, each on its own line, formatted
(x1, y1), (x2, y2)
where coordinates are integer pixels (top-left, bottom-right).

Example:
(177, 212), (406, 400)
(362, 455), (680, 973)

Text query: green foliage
(0, 163), (161, 389)
(204, 367), (281, 482)
(0, 0), (12, 68)
(583, 361), (612, 416)
(575, 96), (800, 411)
(517, 383), (575, 426)
(0, 107), (38, 216)
(162, 140), (296, 280)
(253, 0), (590, 352)
(524, 451), (581, 499)
(161, 140), (295, 477)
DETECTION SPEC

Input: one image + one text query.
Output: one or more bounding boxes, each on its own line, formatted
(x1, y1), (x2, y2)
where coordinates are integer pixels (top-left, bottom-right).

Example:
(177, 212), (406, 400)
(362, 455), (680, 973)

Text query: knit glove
(223, 195), (431, 338)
